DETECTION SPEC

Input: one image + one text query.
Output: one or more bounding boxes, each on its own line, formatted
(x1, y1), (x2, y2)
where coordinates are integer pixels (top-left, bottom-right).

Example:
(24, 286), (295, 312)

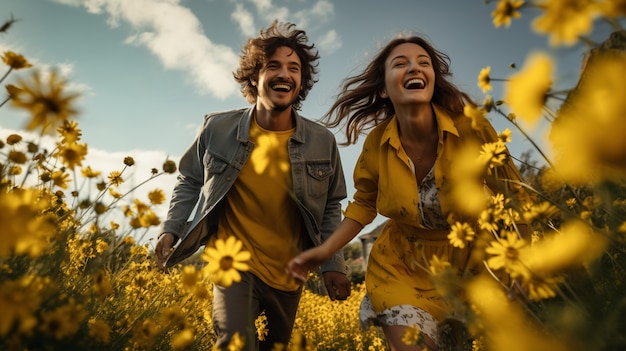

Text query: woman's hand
(287, 246), (331, 284)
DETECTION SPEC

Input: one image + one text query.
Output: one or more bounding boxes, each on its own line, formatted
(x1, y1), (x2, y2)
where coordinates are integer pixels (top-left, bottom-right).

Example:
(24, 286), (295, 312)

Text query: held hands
(155, 233), (175, 270)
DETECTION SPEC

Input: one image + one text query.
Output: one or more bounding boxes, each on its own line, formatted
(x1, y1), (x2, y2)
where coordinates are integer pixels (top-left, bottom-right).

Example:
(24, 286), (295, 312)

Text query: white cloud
(317, 29), (341, 54)
(231, 3), (256, 37)
(59, 0), (240, 99)
(293, 0), (334, 29)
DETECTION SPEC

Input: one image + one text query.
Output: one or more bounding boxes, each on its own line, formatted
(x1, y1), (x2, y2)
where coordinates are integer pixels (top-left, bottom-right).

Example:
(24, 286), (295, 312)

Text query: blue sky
(0, 0), (614, 236)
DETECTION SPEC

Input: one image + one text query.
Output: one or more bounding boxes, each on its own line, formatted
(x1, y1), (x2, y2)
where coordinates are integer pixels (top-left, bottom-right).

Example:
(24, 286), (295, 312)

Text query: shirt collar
(381, 103), (460, 149)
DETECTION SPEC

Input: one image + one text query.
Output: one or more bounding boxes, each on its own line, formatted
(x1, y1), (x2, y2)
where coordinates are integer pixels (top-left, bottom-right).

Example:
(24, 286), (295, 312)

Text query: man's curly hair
(233, 21), (319, 111)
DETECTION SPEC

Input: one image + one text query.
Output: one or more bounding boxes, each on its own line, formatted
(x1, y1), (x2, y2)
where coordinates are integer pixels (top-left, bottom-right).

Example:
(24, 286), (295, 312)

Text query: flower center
(219, 256), (234, 271)
(505, 247), (518, 260)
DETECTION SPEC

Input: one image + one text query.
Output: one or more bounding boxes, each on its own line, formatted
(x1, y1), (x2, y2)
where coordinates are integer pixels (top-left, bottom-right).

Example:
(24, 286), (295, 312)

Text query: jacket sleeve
(160, 118), (208, 239)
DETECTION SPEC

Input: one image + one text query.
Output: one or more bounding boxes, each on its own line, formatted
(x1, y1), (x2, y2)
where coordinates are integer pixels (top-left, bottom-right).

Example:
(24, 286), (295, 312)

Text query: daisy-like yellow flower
(148, 188), (166, 205)
(485, 231), (530, 278)
(57, 120), (82, 144)
(81, 166), (101, 178)
(492, 0), (524, 28)
(599, 0), (626, 18)
(478, 141), (508, 170)
(202, 236), (251, 287)
(505, 52), (553, 128)
(51, 170), (70, 189)
(8, 70), (80, 134)
(463, 104), (490, 131)
(428, 255), (451, 275)
(0, 276), (42, 336)
(53, 141), (88, 170)
(497, 128), (512, 143)
(108, 187), (123, 199)
(2, 51), (32, 70)
(532, 0), (599, 46)
(522, 201), (559, 223)
(477, 66), (492, 93)
(448, 222), (476, 249)
(549, 53), (626, 183)
(522, 275), (563, 301)
(108, 170), (124, 186)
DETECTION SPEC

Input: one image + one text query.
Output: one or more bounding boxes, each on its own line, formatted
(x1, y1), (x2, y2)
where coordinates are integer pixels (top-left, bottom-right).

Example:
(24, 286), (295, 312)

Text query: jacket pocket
(203, 151), (228, 175)
(306, 160), (333, 198)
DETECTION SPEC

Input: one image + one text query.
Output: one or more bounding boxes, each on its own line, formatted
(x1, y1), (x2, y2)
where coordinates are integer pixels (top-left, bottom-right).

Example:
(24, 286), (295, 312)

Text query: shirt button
(318, 170), (323, 176)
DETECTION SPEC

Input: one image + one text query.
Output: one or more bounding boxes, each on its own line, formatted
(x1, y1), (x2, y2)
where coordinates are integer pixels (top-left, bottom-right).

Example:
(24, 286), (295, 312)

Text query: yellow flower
(108, 187), (123, 199)
(522, 275), (563, 301)
(181, 265), (200, 290)
(532, 0), (599, 46)
(8, 70), (80, 134)
(123, 156), (135, 166)
(0, 188), (55, 257)
(57, 120), (82, 144)
(172, 328), (195, 350)
(485, 231), (530, 278)
(81, 165), (101, 178)
(599, 0), (626, 18)
(148, 188), (166, 205)
(53, 141), (88, 170)
(95, 239), (108, 253)
(255, 312), (268, 341)
(133, 319), (160, 349)
(525, 220), (607, 275)
(549, 53), (626, 183)
(478, 141), (508, 171)
(88, 318), (111, 344)
(522, 201), (559, 223)
(401, 325), (421, 345)
(227, 332), (245, 351)
(108, 170), (124, 186)
(448, 222), (476, 249)
(51, 170), (70, 189)
(0, 276), (42, 336)
(505, 52), (553, 128)
(477, 66), (492, 93)
(2, 51), (32, 70)
(202, 236), (251, 287)
(491, 0), (524, 28)
(498, 128), (512, 143)
(40, 303), (86, 339)
(428, 255), (451, 275)
(93, 269), (113, 299)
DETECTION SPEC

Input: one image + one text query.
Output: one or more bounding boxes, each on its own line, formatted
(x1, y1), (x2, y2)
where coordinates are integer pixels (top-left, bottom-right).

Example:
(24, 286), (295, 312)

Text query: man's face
(255, 46), (302, 112)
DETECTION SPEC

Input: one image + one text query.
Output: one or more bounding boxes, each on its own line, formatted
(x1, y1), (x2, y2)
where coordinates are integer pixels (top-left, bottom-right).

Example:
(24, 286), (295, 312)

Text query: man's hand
(155, 233), (175, 270)
(322, 271), (351, 301)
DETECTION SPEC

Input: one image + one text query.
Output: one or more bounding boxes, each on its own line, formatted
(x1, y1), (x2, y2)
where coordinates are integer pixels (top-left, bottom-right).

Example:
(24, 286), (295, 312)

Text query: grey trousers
(212, 271), (303, 351)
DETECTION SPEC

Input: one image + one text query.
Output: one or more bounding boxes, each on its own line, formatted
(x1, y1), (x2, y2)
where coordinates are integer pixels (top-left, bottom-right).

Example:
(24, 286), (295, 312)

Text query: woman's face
(380, 42), (435, 108)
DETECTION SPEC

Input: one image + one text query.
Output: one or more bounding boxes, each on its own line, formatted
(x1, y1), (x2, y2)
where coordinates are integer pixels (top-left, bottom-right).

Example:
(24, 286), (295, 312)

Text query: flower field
(1, 1), (625, 350)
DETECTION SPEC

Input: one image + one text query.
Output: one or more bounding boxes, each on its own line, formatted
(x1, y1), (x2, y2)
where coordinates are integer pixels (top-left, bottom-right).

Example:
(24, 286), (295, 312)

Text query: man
(155, 21), (351, 350)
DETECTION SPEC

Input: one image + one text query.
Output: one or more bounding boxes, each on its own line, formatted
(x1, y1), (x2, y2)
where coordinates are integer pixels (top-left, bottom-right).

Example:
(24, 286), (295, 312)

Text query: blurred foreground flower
(202, 236), (251, 287)
(6, 69), (79, 134)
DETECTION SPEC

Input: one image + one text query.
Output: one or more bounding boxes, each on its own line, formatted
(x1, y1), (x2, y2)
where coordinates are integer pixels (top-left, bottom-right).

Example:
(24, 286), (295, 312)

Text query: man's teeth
(405, 79), (425, 89)
(272, 84), (291, 91)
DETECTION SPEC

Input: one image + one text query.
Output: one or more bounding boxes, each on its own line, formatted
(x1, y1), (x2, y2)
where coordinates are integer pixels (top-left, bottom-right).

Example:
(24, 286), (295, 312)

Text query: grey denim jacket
(161, 106), (348, 275)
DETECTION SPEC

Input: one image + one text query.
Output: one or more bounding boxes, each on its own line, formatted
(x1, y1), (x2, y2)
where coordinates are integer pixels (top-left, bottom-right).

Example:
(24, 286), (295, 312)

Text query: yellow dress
(344, 104), (528, 339)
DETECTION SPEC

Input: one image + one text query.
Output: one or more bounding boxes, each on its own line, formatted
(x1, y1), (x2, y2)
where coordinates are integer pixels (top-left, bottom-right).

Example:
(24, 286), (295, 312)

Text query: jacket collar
(381, 103), (460, 149)
(237, 105), (306, 143)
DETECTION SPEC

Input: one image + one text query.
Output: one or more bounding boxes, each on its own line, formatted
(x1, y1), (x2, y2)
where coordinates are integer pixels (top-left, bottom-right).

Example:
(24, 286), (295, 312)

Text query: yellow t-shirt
(211, 118), (303, 291)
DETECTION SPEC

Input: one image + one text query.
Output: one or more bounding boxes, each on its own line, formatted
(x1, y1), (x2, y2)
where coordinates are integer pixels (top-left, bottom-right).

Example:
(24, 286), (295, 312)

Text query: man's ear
(250, 75), (258, 86)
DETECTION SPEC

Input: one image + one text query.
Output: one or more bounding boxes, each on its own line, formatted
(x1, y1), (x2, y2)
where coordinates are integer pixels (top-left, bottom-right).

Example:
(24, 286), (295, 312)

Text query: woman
(287, 35), (529, 350)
